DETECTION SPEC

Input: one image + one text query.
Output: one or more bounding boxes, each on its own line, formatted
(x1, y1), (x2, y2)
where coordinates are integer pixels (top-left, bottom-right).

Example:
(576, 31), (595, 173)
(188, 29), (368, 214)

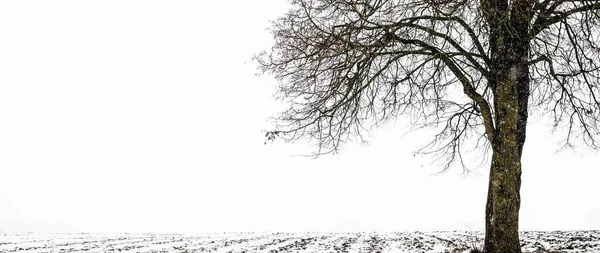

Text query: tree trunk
(484, 150), (522, 253)
(483, 66), (523, 253)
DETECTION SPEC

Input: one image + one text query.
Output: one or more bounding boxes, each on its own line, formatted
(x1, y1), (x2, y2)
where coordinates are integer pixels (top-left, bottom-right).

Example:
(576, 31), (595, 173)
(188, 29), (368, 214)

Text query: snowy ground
(0, 231), (598, 252)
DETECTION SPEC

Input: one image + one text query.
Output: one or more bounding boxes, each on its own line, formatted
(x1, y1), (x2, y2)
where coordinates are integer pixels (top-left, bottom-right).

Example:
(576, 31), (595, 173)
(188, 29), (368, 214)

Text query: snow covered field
(0, 231), (598, 253)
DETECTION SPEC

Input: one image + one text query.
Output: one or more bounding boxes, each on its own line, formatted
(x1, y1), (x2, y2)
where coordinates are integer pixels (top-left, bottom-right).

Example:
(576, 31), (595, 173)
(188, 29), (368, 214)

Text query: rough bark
(484, 65), (525, 253)
(484, 149), (522, 253)
(482, 0), (532, 250)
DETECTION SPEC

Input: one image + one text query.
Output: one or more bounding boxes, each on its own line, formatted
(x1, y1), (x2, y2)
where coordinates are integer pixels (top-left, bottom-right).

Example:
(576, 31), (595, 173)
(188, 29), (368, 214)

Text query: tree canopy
(258, 0), (600, 166)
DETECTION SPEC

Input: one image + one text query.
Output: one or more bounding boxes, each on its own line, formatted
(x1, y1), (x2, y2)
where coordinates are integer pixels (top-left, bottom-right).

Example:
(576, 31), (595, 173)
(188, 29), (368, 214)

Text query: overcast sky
(0, 1), (599, 234)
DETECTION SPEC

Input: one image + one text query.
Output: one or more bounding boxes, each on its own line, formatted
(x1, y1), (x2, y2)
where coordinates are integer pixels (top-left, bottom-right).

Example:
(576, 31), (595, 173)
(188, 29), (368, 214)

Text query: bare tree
(256, 0), (600, 252)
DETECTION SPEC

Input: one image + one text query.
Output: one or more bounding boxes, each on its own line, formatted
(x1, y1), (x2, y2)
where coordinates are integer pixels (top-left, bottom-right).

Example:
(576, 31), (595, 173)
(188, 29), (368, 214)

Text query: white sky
(0, 1), (599, 233)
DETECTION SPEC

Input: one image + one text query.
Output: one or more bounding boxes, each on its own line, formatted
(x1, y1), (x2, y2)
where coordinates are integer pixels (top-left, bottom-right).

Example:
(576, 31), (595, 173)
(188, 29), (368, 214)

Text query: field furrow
(1, 231), (598, 253)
